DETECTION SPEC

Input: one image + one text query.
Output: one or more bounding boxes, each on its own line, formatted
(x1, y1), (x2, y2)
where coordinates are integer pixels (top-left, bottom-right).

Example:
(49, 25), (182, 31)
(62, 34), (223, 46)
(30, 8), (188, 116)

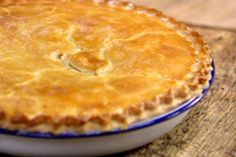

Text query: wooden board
(108, 26), (236, 157)
(128, 0), (236, 30)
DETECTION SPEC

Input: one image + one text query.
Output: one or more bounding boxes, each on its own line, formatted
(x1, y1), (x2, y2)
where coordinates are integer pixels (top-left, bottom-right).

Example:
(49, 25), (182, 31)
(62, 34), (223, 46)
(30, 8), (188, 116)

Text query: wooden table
(129, 0), (236, 30)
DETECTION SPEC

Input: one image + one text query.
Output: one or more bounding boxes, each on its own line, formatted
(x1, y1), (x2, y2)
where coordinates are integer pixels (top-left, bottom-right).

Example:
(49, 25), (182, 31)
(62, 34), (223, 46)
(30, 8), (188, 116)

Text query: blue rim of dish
(0, 61), (215, 139)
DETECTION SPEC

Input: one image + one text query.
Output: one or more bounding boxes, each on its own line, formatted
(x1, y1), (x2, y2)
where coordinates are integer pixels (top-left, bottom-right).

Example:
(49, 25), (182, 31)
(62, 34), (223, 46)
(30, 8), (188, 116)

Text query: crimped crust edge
(0, 0), (213, 134)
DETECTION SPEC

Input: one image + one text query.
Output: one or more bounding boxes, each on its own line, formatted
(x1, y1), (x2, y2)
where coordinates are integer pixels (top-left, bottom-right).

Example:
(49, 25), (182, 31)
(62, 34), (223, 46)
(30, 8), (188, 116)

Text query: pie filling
(0, 0), (212, 133)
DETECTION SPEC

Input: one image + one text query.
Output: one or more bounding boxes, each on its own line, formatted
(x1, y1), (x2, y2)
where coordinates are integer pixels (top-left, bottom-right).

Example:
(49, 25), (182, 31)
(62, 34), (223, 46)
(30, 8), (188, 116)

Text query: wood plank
(128, 0), (236, 30)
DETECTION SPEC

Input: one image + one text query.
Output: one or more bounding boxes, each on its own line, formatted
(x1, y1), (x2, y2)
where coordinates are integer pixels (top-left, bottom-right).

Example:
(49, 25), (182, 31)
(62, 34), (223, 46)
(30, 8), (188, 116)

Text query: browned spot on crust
(144, 102), (156, 110)
(0, 111), (6, 119)
(11, 115), (28, 124)
(28, 115), (51, 126)
(60, 116), (86, 126)
(89, 115), (108, 126)
(128, 105), (143, 115)
(111, 113), (127, 124)
(160, 96), (173, 104)
(199, 77), (208, 84)
(188, 84), (199, 91)
(175, 87), (188, 99)
(66, 51), (111, 75)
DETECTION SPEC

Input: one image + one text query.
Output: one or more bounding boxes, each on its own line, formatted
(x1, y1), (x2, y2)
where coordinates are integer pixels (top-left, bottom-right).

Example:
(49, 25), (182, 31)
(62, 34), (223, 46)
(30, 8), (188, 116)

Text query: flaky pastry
(0, 0), (212, 134)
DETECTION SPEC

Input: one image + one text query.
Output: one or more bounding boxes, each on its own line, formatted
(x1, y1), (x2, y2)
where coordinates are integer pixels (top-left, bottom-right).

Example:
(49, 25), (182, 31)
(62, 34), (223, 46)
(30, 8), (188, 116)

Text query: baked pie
(0, 0), (212, 134)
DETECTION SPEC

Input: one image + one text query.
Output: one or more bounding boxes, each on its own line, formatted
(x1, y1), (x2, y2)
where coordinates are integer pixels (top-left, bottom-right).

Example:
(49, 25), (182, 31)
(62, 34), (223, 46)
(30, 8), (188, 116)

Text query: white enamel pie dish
(0, 62), (215, 157)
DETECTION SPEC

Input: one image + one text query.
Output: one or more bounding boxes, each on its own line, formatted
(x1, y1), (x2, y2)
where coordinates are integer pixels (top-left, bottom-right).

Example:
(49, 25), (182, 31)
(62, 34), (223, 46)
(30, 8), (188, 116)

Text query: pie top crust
(0, 0), (212, 134)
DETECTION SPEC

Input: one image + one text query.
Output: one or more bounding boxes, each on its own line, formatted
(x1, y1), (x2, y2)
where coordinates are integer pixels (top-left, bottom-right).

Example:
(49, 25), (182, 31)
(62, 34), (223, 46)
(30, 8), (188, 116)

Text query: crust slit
(0, 0), (213, 134)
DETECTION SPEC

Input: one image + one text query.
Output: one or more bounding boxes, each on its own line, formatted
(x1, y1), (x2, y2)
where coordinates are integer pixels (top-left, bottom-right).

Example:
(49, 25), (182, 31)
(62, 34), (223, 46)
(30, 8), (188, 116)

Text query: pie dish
(0, 0), (212, 135)
(0, 73), (215, 156)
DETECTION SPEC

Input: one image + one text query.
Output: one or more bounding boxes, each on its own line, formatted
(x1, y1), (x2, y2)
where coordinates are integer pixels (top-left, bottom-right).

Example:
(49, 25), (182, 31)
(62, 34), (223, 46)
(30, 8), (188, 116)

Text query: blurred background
(129, 0), (236, 30)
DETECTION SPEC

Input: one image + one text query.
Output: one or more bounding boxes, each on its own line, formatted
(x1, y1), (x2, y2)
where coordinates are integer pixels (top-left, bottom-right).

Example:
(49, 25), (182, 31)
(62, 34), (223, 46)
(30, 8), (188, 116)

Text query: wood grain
(128, 0), (236, 30)
(107, 26), (236, 157)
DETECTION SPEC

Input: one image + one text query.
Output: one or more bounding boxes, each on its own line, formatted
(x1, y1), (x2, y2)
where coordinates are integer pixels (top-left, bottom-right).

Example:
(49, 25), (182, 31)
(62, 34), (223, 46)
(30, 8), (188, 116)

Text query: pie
(0, 0), (212, 134)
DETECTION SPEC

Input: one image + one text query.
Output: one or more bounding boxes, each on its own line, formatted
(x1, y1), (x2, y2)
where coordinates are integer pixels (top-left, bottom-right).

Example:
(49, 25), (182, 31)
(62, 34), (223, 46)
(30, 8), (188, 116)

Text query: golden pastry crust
(0, 0), (212, 134)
